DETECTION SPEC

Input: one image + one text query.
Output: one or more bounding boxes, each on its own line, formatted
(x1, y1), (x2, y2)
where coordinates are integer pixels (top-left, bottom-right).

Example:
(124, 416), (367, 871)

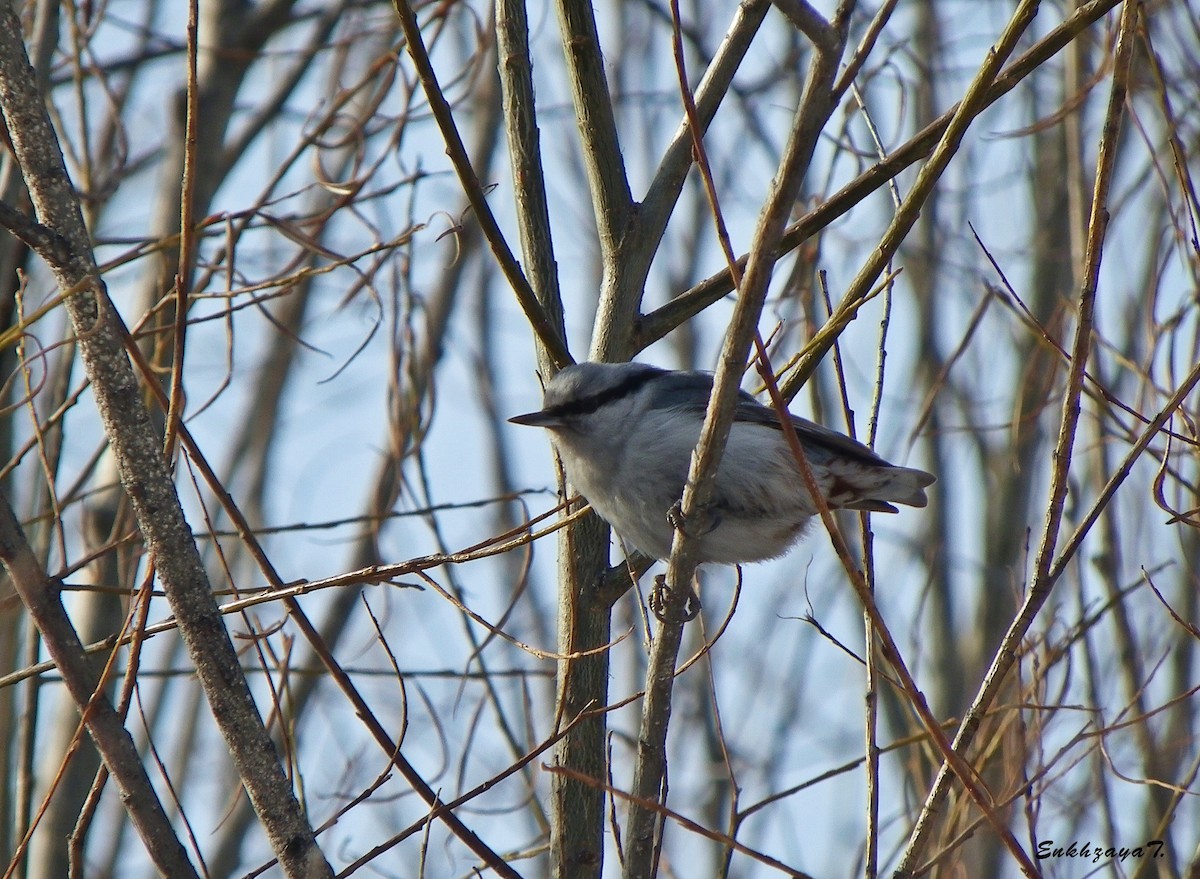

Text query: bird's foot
(649, 574), (701, 623)
(666, 500), (721, 539)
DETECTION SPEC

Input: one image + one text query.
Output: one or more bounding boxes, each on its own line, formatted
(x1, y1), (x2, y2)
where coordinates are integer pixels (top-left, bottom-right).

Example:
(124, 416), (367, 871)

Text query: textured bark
(0, 3), (332, 876)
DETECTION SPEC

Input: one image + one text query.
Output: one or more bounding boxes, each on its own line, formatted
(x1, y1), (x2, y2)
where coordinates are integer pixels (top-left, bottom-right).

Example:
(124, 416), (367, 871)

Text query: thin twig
(164, 0), (199, 462)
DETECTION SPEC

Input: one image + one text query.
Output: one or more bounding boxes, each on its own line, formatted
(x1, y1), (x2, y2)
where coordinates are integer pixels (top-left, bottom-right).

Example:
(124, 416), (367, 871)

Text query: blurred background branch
(0, 0), (1197, 877)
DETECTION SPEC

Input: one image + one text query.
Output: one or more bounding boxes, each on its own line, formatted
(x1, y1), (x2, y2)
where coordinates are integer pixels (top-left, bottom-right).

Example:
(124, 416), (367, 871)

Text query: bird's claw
(666, 501), (720, 539)
(649, 574), (701, 623)
(666, 501), (688, 533)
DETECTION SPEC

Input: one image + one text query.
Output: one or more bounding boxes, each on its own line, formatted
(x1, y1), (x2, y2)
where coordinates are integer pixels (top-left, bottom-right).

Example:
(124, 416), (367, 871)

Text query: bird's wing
(648, 371), (888, 468)
(733, 400), (888, 466)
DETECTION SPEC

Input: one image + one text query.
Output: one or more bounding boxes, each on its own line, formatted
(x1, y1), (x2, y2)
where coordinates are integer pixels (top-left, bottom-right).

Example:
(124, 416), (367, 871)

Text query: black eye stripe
(542, 369), (660, 419)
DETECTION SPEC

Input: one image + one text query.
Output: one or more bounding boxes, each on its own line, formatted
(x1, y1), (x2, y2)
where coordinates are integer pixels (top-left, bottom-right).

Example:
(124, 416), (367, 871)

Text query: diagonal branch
(621, 4), (852, 876)
(0, 200), (71, 266)
(391, 0), (570, 369)
(0, 4), (333, 876)
(637, 0), (772, 261)
(778, 0), (1042, 400)
(105, 300), (527, 878)
(636, 0), (1124, 353)
(0, 489), (199, 879)
(896, 2), (1147, 871)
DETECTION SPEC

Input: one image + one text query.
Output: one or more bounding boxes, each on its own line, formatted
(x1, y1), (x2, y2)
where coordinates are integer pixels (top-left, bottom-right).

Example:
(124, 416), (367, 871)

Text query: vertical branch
(495, 0), (567, 363)
(550, 0), (633, 258)
(494, 2), (614, 877)
(164, 0), (200, 461)
(547, 0), (641, 360)
(543, 507), (612, 879)
(391, 0), (570, 368)
(621, 5), (851, 876)
(849, 80), (905, 879)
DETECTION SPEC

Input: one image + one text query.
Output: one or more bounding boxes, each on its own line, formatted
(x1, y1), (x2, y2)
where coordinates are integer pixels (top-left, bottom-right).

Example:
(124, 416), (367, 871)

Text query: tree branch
(494, 2), (608, 876)
(621, 4), (852, 875)
(0, 199), (70, 266)
(551, 0), (634, 258)
(0, 4), (333, 876)
(496, 0), (568, 372)
(897, 1), (1146, 870)
(0, 488), (199, 879)
(638, 0), (772, 267)
(636, 0), (1124, 353)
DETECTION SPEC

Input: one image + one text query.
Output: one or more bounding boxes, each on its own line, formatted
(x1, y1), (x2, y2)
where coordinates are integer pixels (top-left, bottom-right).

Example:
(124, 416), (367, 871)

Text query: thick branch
(550, 0), (645, 361)
(494, 2), (608, 876)
(551, 0), (633, 257)
(495, 0), (568, 370)
(0, 5), (333, 877)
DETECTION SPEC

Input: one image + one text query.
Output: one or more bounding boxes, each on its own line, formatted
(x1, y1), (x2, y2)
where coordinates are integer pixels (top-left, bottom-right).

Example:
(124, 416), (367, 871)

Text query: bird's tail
(839, 465), (935, 513)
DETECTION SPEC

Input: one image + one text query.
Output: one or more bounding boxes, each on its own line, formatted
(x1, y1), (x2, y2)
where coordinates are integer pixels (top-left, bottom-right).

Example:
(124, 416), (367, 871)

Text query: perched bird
(509, 361), (934, 565)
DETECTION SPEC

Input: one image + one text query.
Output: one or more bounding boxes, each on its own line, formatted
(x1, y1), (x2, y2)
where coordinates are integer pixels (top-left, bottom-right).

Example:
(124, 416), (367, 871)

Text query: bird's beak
(508, 409), (564, 427)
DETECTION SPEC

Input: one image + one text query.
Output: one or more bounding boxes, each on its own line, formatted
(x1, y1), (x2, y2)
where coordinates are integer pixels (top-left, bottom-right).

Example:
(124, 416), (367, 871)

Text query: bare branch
(622, 5), (852, 875)
(0, 488), (199, 878)
(637, 0), (1125, 351)
(391, 0), (571, 369)
(551, 0), (634, 258)
(897, 1), (1149, 872)
(0, 3), (333, 875)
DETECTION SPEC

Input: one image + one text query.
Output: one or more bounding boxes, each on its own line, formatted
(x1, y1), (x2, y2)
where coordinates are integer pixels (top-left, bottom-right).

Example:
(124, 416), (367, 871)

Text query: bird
(509, 361), (935, 565)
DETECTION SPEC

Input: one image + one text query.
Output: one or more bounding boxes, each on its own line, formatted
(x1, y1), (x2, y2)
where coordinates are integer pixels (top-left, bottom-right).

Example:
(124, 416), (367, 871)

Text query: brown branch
(777, 0), (1038, 402)
(621, 4), (853, 877)
(549, 0), (634, 259)
(495, 0), (567, 376)
(896, 1), (1147, 872)
(636, 0), (1125, 353)
(0, 488), (199, 879)
(106, 301), (527, 878)
(0, 505), (592, 695)
(164, 0), (199, 461)
(656, 0), (1054, 870)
